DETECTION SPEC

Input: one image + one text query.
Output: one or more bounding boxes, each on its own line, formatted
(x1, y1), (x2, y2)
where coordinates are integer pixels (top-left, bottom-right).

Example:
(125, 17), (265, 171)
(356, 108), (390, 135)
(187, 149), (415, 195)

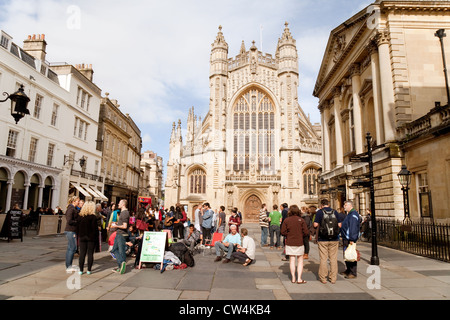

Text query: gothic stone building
(165, 24), (322, 222)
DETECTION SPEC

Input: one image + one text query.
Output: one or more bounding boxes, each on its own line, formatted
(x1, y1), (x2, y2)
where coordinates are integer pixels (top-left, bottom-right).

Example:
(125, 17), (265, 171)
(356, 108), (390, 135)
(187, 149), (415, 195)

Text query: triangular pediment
(314, 6), (370, 97)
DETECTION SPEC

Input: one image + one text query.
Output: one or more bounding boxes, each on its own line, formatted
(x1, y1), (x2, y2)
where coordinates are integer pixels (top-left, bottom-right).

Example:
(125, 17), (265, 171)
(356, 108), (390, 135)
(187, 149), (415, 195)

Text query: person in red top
(281, 205), (309, 284)
(228, 208), (241, 233)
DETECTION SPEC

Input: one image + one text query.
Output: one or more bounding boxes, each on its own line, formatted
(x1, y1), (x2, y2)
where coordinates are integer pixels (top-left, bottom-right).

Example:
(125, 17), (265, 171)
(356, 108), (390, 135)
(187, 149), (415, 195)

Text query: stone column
(367, 40), (384, 144)
(332, 87), (344, 167)
(349, 63), (364, 154)
(37, 184), (44, 208)
(320, 104), (331, 172)
(376, 29), (396, 142)
(5, 179), (13, 212)
(22, 183), (30, 210)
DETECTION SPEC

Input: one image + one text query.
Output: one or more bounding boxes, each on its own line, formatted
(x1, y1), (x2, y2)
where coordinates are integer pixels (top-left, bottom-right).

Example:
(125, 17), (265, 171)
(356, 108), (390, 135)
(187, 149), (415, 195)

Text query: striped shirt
(259, 209), (269, 228)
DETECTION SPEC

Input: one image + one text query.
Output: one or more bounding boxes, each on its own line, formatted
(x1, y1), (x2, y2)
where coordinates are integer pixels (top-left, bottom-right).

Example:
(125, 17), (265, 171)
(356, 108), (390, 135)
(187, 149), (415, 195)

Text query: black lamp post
(349, 132), (379, 265)
(366, 133), (379, 265)
(435, 29), (450, 106)
(397, 165), (412, 221)
(0, 84), (31, 124)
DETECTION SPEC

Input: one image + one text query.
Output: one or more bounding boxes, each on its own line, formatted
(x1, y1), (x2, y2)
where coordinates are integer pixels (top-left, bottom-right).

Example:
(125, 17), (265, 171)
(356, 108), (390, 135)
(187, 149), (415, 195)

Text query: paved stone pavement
(0, 223), (449, 301)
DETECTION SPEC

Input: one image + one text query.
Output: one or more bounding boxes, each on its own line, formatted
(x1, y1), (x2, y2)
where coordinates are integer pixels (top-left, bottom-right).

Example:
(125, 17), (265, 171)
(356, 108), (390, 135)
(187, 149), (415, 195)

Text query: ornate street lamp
(64, 155), (87, 168)
(0, 84), (30, 124)
(397, 165), (412, 221)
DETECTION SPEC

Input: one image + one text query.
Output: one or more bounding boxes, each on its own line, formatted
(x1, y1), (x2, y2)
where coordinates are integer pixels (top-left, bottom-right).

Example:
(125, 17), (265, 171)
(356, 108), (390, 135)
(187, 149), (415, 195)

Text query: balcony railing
(70, 169), (103, 183)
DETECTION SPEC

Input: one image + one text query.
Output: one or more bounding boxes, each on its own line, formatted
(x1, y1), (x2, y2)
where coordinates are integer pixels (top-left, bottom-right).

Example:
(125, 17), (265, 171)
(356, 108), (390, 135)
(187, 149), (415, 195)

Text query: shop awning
(81, 184), (101, 200)
(92, 187), (108, 201)
(70, 183), (92, 199)
(84, 185), (108, 201)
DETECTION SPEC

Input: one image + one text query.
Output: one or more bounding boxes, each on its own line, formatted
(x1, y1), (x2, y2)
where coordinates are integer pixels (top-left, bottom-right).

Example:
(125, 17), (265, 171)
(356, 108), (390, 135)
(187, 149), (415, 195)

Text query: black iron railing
(371, 219), (450, 262)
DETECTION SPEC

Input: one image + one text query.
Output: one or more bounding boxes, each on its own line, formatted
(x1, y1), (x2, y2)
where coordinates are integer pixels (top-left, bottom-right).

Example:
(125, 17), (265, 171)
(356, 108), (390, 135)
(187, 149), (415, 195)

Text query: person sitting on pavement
(180, 225), (201, 252)
(232, 228), (256, 266)
(214, 224), (241, 263)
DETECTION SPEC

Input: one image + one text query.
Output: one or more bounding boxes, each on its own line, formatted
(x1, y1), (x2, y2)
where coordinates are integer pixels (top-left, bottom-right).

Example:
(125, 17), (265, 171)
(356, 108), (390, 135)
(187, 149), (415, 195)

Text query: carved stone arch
(238, 188), (266, 222)
(29, 172), (44, 187)
(44, 175), (56, 187)
(302, 161), (322, 173)
(0, 165), (13, 181)
(227, 82), (279, 116)
(302, 165), (321, 196)
(228, 84), (279, 173)
(186, 163), (207, 176)
(186, 164), (207, 195)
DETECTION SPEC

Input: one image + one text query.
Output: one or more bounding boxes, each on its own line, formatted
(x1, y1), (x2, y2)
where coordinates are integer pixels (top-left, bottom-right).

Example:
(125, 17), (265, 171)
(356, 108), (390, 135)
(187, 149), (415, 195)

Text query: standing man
(110, 199), (129, 274)
(194, 204), (202, 234)
(313, 199), (343, 284)
(268, 204), (282, 249)
(201, 202), (213, 245)
(341, 200), (361, 279)
(259, 204), (269, 247)
(217, 206), (227, 234)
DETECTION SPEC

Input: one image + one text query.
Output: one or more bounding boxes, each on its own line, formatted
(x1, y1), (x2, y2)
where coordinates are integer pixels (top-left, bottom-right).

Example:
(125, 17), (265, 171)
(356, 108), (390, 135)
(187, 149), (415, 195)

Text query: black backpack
(183, 250), (195, 267)
(319, 208), (339, 240)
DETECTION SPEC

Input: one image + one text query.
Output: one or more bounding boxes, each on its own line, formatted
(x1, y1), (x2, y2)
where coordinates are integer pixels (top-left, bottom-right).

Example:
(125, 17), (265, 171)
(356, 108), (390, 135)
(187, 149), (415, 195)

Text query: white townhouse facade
(0, 31), (105, 212)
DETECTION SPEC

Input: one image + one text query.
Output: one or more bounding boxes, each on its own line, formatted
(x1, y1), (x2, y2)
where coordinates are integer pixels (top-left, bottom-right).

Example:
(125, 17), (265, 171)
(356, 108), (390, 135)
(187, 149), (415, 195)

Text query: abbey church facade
(165, 23), (322, 222)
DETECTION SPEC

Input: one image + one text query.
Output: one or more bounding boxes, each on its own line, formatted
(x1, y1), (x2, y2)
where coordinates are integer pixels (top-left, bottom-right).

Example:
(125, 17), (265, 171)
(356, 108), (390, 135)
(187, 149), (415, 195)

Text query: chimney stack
(75, 63), (94, 81)
(23, 34), (47, 61)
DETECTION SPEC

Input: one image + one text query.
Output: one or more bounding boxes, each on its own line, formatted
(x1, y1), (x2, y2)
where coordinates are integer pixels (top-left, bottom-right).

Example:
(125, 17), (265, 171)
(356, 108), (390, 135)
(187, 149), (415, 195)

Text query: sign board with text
(7, 209), (23, 242)
(139, 231), (167, 268)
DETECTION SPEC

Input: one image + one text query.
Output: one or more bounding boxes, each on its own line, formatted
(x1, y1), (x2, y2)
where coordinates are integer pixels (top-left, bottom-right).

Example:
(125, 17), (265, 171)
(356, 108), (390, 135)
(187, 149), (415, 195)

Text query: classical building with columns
(314, 0), (450, 221)
(165, 24), (322, 222)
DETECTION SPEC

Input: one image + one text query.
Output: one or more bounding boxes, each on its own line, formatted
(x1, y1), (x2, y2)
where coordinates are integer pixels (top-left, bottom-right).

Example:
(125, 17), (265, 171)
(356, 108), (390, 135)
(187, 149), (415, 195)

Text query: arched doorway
(42, 177), (53, 209)
(12, 171), (26, 209)
(244, 194), (262, 222)
(28, 174), (40, 210)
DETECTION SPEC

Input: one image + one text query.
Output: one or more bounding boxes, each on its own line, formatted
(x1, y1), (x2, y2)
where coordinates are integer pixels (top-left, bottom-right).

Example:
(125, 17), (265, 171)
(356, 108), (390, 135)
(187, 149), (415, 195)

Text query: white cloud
(0, 0), (372, 162)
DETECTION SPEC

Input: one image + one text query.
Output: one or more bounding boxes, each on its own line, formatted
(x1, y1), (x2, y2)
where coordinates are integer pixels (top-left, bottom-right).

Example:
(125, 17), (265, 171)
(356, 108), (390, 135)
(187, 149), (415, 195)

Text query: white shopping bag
(344, 243), (358, 262)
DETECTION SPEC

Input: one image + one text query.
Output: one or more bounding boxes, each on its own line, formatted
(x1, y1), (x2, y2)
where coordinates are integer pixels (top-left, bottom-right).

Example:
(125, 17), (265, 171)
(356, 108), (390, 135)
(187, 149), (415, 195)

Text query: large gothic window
(233, 88), (275, 172)
(303, 167), (319, 196)
(189, 169), (206, 194)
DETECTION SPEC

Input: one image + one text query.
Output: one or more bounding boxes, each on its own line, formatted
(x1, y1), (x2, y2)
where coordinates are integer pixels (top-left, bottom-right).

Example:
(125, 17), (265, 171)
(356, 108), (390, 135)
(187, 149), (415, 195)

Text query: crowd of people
(255, 198), (363, 284)
(61, 196), (365, 284)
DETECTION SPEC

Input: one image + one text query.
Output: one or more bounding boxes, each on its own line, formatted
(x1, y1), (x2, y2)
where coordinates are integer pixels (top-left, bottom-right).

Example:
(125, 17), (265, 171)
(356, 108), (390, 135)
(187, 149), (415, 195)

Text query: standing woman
(77, 201), (98, 274)
(228, 208), (241, 233)
(64, 196), (79, 272)
(281, 205), (309, 284)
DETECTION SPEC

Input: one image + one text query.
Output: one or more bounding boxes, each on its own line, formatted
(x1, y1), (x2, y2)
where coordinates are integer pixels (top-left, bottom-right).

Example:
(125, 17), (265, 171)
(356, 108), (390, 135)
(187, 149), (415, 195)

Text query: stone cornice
(380, 1), (450, 13)
(0, 154), (63, 175)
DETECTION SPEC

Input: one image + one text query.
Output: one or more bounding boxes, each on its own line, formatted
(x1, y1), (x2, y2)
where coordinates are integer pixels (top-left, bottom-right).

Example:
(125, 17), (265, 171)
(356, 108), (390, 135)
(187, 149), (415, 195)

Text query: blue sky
(0, 0), (370, 176)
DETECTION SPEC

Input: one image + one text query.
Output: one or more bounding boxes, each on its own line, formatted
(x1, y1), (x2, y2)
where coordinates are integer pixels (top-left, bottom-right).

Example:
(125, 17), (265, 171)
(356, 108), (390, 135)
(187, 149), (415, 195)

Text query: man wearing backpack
(313, 199), (343, 284)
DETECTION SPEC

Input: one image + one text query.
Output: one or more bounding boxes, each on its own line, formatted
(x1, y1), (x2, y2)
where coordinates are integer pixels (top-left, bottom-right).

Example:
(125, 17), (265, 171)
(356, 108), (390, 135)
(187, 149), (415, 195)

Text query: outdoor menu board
(139, 231), (167, 269)
(7, 209), (23, 242)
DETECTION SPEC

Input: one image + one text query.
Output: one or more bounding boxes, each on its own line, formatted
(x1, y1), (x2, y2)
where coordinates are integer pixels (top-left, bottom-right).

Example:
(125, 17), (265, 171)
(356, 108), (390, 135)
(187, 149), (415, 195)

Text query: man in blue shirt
(214, 225), (241, 263)
(201, 202), (213, 244)
(341, 200), (361, 279)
